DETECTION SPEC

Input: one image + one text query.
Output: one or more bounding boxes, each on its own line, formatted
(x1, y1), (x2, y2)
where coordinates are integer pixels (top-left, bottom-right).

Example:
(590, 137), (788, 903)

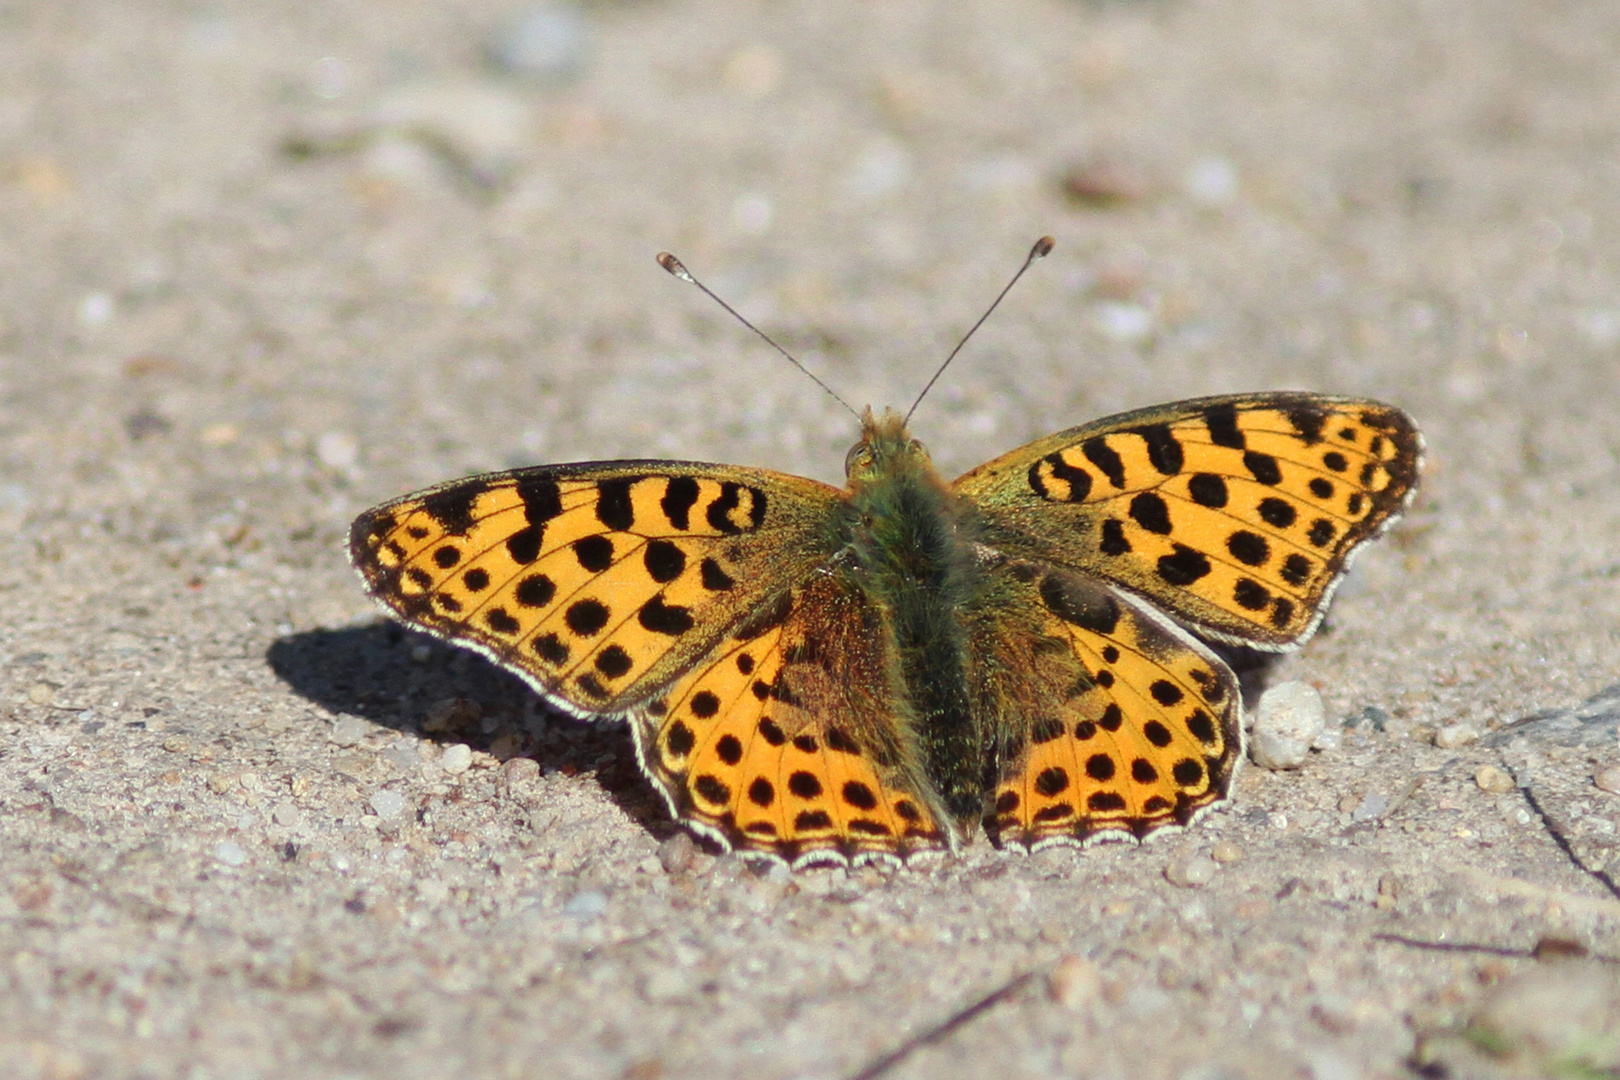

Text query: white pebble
(440, 743), (473, 774)
(213, 841), (249, 867)
(77, 291), (115, 326)
(1475, 764), (1517, 793)
(487, 4), (590, 85)
(562, 890), (607, 921)
(369, 789), (408, 821)
(1210, 841), (1244, 864)
(1091, 301), (1155, 344)
(1164, 853), (1218, 887)
(1434, 723), (1480, 749)
(271, 802), (304, 828)
(1351, 791), (1390, 822)
(1592, 763), (1620, 795)
(1249, 681), (1325, 769)
(1183, 156), (1238, 205)
(658, 833), (697, 874)
(1311, 727), (1343, 752)
(329, 715), (370, 746)
(315, 431), (359, 471)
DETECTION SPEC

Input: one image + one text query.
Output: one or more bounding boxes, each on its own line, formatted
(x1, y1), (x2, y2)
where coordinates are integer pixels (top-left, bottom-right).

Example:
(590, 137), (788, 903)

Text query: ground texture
(4, 2), (1620, 1078)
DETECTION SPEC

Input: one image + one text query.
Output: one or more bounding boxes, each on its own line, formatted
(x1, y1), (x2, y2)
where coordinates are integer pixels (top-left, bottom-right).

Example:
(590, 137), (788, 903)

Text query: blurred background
(5, 2), (1620, 1078)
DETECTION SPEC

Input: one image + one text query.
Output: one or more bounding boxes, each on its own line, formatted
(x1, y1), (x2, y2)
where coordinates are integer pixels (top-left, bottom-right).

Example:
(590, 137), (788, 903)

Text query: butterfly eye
(845, 443), (873, 476)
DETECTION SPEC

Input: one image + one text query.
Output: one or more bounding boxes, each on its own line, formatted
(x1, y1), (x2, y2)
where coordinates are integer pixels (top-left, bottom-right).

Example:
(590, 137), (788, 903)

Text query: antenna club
(1032, 236), (1055, 258)
(656, 252), (695, 283)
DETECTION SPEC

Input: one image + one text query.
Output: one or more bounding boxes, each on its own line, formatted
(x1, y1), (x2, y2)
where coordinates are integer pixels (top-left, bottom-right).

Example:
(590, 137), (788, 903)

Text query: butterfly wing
(968, 559), (1242, 848)
(350, 461), (846, 716)
(630, 571), (952, 867)
(953, 392), (1422, 649)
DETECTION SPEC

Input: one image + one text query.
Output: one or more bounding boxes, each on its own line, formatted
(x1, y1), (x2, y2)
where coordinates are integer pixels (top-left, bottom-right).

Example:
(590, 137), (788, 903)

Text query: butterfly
(349, 249), (1422, 870)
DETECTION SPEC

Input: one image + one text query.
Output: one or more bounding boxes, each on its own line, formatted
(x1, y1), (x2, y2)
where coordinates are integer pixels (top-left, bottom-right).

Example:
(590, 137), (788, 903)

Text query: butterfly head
(845, 407), (932, 487)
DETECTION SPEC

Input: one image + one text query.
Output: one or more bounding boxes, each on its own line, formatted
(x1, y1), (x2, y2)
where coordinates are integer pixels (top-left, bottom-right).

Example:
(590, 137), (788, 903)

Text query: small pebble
(1475, 764), (1517, 793)
(26, 682), (53, 705)
(503, 757), (540, 785)
(1091, 301), (1155, 344)
(658, 833), (697, 874)
(382, 739), (422, 771)
(271, 802), (304, 828)
(1435, 723), (1480, 749)
(329, 715), (369, 746)
(1183, 156), (1238, 205)
(1250, 681), (1325, 769)
(369, 789), (408, 821)
(1047, 955), (1102, 1009)
(439, 744), (473, 774)
(487, 4), (590, 85)
(1593, 763), (1620, 795)
(50, 807), (87, 832)
(1058, 159), (1149, 207)
(1164, 852), (1218, 888)
(315, 431), (359, 471)
(213, 841), (249, 867)
(561, 890), (607, 921)
(1210, 841), (1244, 864)
(1311, 727), (1343, 752)
(1351, 791), (1390, 822)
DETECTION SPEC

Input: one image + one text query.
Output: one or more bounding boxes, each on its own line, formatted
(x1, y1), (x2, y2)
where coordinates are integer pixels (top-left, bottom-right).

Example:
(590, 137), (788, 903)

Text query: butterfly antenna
(657, 252), (859, 420)
(904, 235), (1054, 424)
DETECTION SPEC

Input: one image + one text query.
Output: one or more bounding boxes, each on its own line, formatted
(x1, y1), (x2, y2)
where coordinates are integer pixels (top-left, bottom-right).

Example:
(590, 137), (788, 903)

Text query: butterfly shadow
(264, 620), (676, 837)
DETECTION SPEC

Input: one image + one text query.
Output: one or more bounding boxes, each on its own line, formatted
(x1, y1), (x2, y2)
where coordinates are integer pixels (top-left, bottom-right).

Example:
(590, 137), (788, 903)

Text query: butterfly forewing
(953, 393), (1422, 649)
(350, 461), (844, 715)
(969, 562), (1242, 849)
(630, 573), (951, 867)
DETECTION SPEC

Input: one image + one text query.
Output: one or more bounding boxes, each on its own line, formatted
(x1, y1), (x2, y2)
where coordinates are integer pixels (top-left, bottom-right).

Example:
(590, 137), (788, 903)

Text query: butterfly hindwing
(953, 392), (1422, 649)
(968, 560), (1242, 849)
(350, 462), (844, 716)
(630, 572), (952, 867)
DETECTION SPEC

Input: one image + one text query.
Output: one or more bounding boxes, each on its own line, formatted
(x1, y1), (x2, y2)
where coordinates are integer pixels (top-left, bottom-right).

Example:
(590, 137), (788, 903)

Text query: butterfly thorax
(842, 408), (988, 825)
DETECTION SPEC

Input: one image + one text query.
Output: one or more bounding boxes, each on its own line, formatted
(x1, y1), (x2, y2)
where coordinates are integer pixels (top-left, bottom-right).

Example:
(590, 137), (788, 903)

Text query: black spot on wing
(595, 477), (637, 531)
(1082, 438), (1127, 488)
(420, 485), (483, 536)
(505, 527), (540, 565)
(1227, 530), (1269, 566)
(573, 535), (614, 572)
(643, 540), (686, 583)
(1099, 518), (1130, 555)
(1204, 403), (1245, 449)
(1157, 545), (1212, 586)
(1258, 497), (1297, 529)
(661, 476), (699, 530)
(1129, 492), (1172, 535)
(1283, 402), (1327, 445)
(1244, 451), (1282, 486)
(1187, 473), (1228, 508)
(700, 558), (734, 591)
(517, 476), (563, 527)
(1130, 424), (1184, 475)
(1030, 453), (1092, 502)
(514, 574), (555, 608)
(639, 596), (694, 636)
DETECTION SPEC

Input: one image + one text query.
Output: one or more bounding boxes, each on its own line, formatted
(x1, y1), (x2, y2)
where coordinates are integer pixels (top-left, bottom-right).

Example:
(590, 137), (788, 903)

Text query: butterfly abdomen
(846, 425), (987, 826)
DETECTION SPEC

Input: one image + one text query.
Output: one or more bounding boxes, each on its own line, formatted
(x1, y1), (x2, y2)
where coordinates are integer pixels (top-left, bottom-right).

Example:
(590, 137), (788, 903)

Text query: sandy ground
(4, 1), (1620, 1078)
